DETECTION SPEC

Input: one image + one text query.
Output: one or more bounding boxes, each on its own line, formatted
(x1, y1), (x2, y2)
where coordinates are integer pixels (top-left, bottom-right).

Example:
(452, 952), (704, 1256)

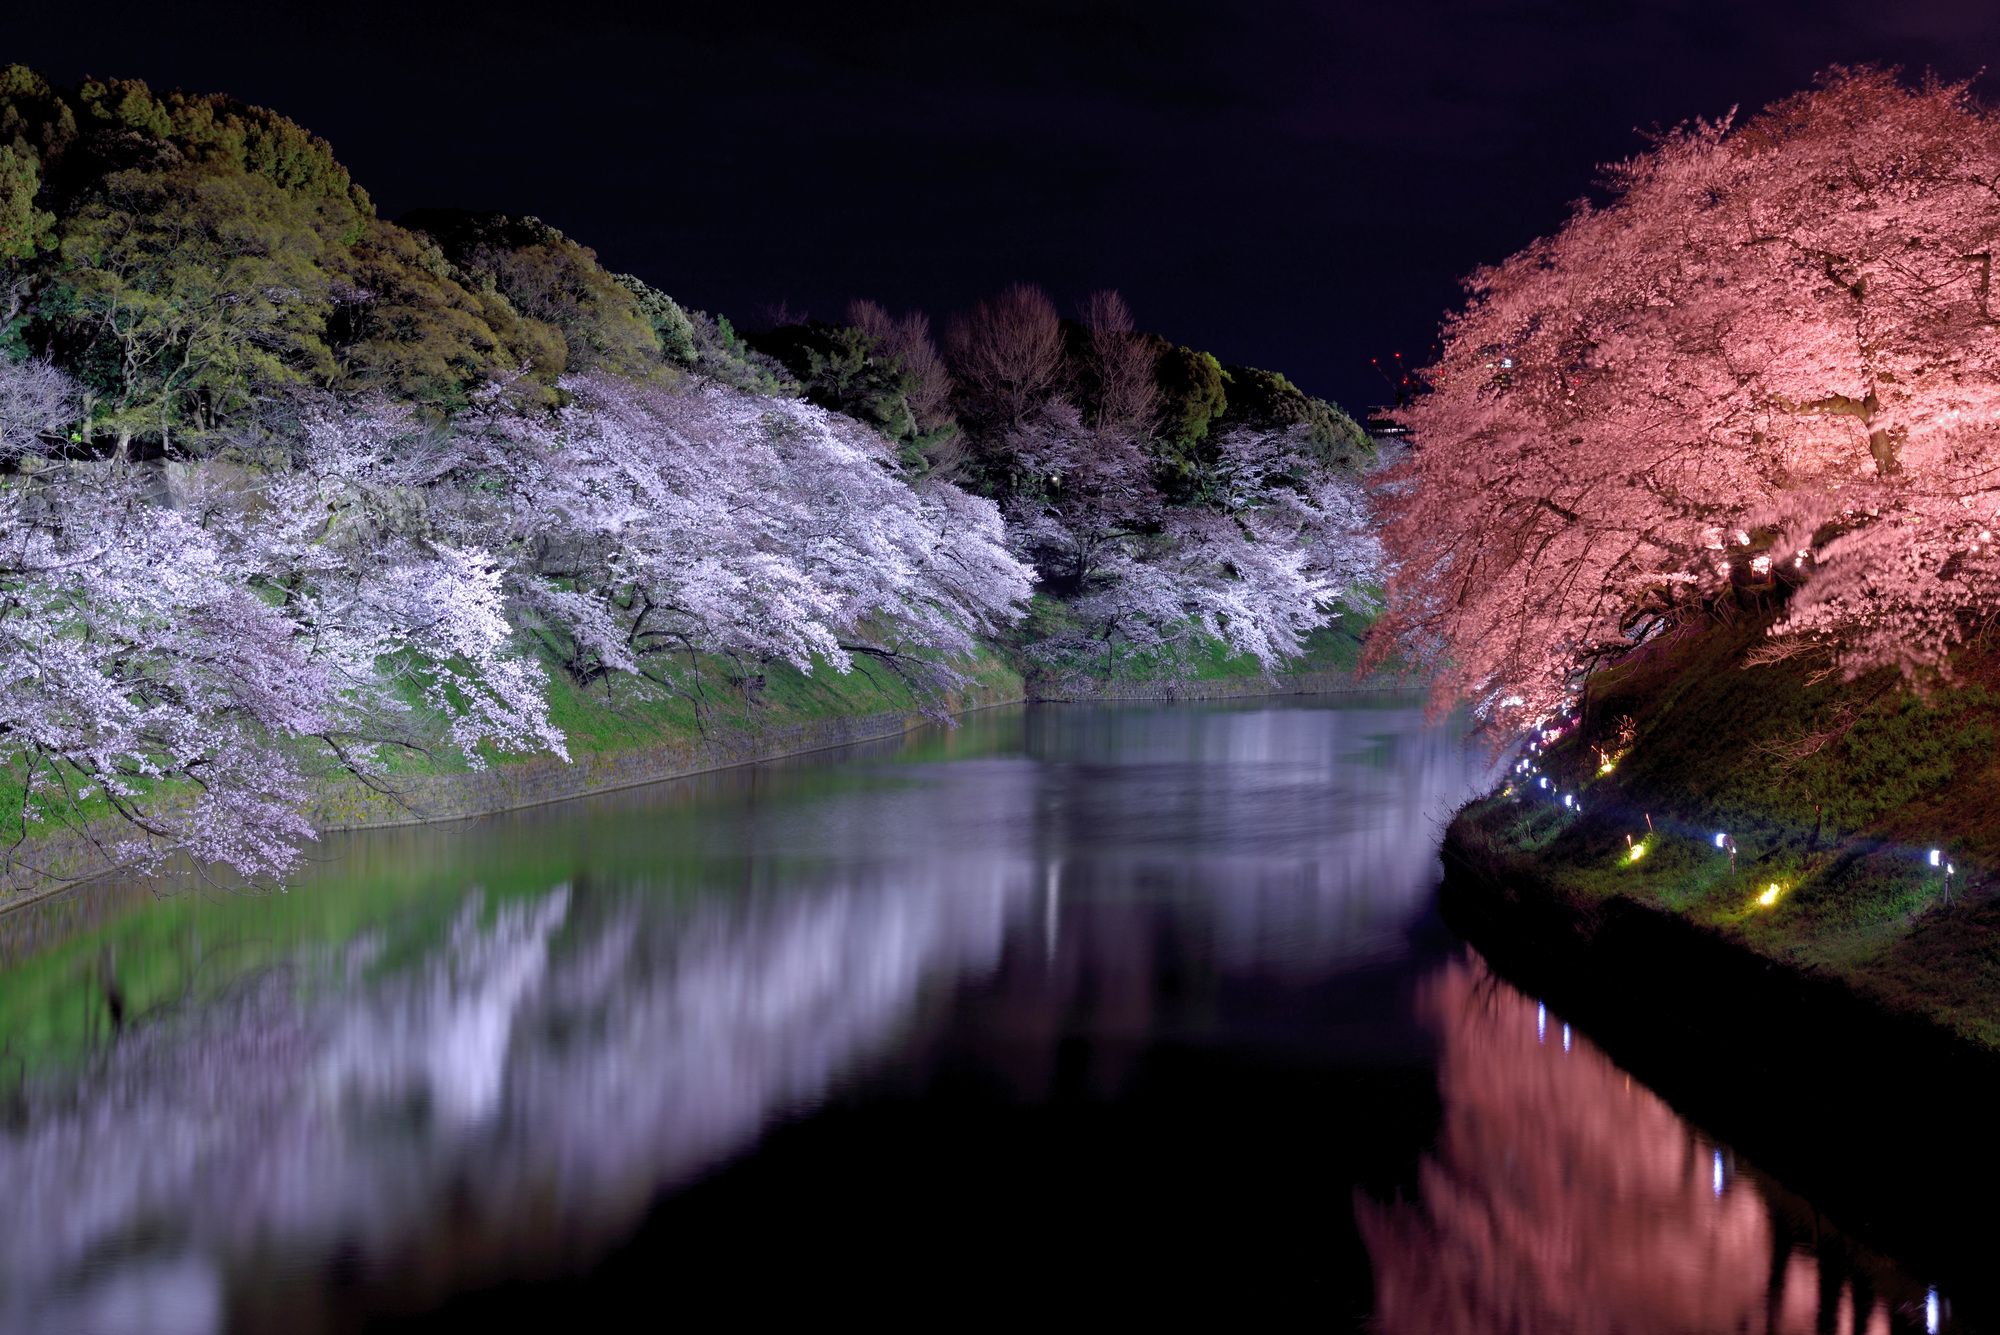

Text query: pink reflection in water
(1359, 953), (1909, 1334)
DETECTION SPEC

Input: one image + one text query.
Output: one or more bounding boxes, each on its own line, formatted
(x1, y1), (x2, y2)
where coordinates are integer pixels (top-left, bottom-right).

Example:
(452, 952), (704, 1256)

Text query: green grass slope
(1453, 615), (2000, 1048)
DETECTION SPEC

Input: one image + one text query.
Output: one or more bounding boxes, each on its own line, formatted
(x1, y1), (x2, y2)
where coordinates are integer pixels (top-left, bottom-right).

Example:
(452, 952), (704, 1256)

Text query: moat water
(0, 699), (1965, 1332)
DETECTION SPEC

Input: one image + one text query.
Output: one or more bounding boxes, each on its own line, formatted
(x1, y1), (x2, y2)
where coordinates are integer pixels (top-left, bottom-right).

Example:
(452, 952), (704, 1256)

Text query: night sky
(15, 2), (2000, 413)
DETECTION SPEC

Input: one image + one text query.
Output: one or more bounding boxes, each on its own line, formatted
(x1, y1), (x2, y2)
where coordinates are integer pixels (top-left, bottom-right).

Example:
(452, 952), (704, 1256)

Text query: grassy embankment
(384, 644), (1023, 777)
(0, 584), (1386, 884)
(1450, 612), (2000, 1048)
(0, 645), (1022, 864)
(1009, 591), (1388, 693)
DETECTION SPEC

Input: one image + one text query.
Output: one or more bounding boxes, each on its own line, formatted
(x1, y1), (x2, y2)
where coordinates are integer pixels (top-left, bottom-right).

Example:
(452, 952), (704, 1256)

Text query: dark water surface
(0, 699), (1963, 1332)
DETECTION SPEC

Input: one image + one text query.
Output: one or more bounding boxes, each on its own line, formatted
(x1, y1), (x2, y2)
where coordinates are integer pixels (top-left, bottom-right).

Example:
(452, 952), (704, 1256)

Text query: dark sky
(16, 2), (2000, 413)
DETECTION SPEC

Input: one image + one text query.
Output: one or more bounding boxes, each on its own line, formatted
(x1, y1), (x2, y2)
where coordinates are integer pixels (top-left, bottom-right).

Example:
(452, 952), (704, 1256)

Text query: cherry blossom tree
(420, 373), (1033, 717)
(0, 456), (324, 879)
(1374, 69), (2000, 730)
(1003, 403), (1377, 680)
(0, 360), (567, 883)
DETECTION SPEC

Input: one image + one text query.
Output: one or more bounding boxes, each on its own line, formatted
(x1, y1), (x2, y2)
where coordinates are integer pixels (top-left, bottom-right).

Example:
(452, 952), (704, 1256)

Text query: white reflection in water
(0, 701), (1496, 1330)
(0, 859), (1030, 1332)
(20, 1256), (220, 1335)
(1021, 703), (1502, 978)
(318, 889), (571, 1128)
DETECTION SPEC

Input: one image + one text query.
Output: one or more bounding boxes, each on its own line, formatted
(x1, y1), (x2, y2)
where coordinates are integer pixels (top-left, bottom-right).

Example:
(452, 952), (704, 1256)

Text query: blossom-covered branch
(1375, 69), (2000, 729)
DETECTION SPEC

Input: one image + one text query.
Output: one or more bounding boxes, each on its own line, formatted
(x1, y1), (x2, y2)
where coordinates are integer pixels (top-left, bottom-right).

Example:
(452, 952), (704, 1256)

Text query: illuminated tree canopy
(1375, 69), (2000, 728)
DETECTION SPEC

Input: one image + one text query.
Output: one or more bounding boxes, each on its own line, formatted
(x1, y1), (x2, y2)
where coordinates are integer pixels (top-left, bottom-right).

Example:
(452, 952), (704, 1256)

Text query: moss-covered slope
(1456, 616), (2000, 1048)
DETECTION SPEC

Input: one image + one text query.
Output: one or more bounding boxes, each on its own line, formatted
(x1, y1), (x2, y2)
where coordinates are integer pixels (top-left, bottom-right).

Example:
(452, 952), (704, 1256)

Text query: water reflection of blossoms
(1360, 955), (1937, 1334)
(0, 860), (1028, 1332)
(0, 701), (1502, 1332)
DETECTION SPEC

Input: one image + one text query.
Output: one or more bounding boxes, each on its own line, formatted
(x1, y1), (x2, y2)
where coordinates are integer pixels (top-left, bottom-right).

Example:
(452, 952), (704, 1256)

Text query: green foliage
(0, 65), (79, 165)
(1149, 339), (1227, 449)
(0, 68), (369, 226)
(1218, 364), (1376, 471)
(65, 75), (372, 221)
(0, 69), (728, 429)
(0, 144), (52, 260)
(685, 309), (793, 394)
(612, 272), (697, 362)
(398, 210), (660, 378)
(47, 165), (344, 444)
(332, 219), (565, 410)
(750, 319), (923, 442)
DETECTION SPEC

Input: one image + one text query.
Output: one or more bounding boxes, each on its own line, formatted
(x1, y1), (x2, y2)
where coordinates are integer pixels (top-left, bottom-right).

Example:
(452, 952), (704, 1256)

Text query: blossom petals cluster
(0, 356), (1034, 882)
(430, 374), (1033, 709)
(1001, 404), (1379, 678)
(1378, 69), (2000, 727)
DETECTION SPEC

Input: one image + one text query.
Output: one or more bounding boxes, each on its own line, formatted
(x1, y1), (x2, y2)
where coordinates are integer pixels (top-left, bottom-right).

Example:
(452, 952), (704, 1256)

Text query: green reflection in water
(0, 707), (1029, 1084)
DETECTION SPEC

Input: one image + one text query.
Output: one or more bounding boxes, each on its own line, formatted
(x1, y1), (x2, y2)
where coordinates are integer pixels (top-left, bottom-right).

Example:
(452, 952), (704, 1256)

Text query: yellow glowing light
(1599, 762), (1616, 774)
(1758, 884), (1782, 907)
(1629, 844), (1646, 862)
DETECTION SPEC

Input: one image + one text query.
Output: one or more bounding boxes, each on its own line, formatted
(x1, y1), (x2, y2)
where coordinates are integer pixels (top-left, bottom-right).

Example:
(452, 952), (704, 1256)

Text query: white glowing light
(1562, 1023), (1571, 1052)
(1928, 1288), (1940, 1334)
(1629, 844), (1646, 861)
(1712, 1150), (1724, 1196)
(1715, 832), (1728, 848)
(1537, 1003), (1546, 1043)
(1758, 884), (1781, 907)
(1930, 848), (1942, 867)
(1539, 777), (1549, 789)
(1563, 793), (1573, 808)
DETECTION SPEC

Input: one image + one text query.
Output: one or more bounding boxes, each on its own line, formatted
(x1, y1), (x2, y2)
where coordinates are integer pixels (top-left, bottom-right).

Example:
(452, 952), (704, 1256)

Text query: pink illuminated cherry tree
(1375, 69), (2000, 730)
